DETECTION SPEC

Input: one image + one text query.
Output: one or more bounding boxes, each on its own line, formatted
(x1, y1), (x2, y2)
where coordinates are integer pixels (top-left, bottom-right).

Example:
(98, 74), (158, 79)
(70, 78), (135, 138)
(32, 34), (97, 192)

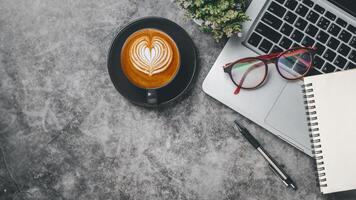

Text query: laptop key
(295, 4), (309, 17)
(279, 37), (293, 49)
(268, 2), (286, 18)
(339, 30), (352, 43)
(284, 11), (297, 24)
(347, 25), (356, 34)
(317, 17), (331, 30)
(323, 49), (336, 62)
(334, 56), (347, 69)
(349, 50), (356, 63)
(306, 24), (318, 37)
(327, 37), (340, 50)
(325, 11), (336, 21)
(259, 39), (273, 53)
(271, 45), (284, 53)
(292, 43), (301, 48)
(338, 44), (351, 57)
(262, 12), (283, 29)
(346, 62), (356, 70)
(294, 61), (310, 74)
(255, 23), (282, 43)
(322, 63), (336, 73)
(336, 18), (347, 28)
(275, 0), (286, 4)
(350, 37), (356, 48)
(285, 0), (298, 11)
(302, 0), (314, 7)
(301, 36), (315, 47)
(316, 30), (329, 44)
(280, 23), (293, 36)
(248, 32), (263, 47)
(314, 4), (325, 14)
(295, 18), (308, 31)
(291, 29), (304, 43)
(315, 43), (326, 56)
(327, 24), (341, 37)
(313, 55), (325, 69)
(307, 68), (322, 76)
(306, 10), (319, 23)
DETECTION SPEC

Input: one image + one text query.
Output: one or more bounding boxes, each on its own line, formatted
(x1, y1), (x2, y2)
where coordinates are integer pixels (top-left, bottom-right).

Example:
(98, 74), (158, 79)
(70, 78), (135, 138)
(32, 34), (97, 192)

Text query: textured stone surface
(0, 0), (356, 199)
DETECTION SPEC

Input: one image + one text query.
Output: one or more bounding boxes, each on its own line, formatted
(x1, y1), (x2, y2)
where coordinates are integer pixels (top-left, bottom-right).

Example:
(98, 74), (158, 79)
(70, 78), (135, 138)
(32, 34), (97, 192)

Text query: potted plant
(176, 0), (251, 41)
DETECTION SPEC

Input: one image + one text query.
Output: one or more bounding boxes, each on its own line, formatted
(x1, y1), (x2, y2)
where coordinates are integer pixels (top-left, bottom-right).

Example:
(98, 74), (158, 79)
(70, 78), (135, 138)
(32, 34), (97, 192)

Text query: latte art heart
(129, 36), (173, 76)
(121, 28), (180, 89)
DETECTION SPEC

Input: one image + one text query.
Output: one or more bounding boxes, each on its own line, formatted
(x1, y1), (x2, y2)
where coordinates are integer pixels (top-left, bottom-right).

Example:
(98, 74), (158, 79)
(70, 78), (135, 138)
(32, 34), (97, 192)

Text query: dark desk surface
(0, 0), (355, 199)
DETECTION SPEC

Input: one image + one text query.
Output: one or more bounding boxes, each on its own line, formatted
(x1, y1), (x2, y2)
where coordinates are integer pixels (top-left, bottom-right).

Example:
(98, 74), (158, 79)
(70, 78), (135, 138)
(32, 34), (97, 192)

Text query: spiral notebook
(302, 69), (356, 194)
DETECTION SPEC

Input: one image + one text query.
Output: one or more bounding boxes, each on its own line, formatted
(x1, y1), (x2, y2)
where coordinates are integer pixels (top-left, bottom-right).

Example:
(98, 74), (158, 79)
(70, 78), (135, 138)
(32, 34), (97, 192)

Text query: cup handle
(147, 89), (158, 104)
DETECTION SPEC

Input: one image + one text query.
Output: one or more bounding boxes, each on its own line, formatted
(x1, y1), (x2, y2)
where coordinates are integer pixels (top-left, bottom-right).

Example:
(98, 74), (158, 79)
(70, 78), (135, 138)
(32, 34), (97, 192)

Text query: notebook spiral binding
(301, 83), (327, 188)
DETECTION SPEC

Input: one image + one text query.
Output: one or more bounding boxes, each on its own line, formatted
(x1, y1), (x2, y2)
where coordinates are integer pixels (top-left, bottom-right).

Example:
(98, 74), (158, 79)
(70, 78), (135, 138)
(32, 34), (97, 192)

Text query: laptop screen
(328, 0), (356, 17)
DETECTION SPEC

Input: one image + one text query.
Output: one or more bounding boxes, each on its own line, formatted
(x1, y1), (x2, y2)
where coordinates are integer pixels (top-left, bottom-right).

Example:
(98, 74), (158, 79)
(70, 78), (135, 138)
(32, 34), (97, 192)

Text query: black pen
(233, 120), (297, 190)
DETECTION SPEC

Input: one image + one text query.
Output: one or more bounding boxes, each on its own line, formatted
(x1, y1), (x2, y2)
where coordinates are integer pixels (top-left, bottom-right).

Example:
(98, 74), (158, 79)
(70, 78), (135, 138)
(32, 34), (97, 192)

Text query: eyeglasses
(223, 47), (316, 95)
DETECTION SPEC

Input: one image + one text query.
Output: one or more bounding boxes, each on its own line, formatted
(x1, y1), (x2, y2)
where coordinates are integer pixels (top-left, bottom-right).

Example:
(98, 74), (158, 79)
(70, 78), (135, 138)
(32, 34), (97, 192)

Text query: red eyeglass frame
(223, 47), (317, 95)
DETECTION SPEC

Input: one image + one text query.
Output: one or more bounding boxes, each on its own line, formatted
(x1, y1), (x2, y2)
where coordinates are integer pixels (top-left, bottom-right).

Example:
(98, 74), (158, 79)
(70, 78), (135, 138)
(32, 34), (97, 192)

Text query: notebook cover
(303, 69), (356, 194)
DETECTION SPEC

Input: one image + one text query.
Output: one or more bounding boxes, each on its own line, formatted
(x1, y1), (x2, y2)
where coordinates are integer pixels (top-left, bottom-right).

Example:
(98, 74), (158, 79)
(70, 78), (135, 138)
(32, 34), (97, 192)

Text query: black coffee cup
(120, 28), (181, 105)
(107, 17), (197, 107)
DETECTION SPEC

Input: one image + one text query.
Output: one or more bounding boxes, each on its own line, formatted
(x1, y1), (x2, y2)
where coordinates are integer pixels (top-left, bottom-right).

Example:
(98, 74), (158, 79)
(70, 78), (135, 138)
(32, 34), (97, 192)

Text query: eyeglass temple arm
(256, 52), (281, 60)
(224, 47), (315, 68)
(257, 49), (314, 71)
(256, 47), (316, 61)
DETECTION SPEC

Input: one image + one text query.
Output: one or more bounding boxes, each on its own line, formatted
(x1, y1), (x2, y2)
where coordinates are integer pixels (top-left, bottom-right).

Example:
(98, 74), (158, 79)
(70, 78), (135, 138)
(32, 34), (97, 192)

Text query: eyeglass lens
(277, 49), (312, 80)
(230, 58), (266, 89)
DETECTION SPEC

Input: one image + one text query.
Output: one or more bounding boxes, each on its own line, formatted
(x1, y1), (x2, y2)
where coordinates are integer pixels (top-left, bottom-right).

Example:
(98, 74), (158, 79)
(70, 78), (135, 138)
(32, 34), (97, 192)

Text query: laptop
(203, 0), (356, 156)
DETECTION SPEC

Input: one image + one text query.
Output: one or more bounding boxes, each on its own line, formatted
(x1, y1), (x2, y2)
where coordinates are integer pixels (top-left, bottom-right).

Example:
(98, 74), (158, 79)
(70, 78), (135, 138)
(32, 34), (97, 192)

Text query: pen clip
(268, 164), (288, 187)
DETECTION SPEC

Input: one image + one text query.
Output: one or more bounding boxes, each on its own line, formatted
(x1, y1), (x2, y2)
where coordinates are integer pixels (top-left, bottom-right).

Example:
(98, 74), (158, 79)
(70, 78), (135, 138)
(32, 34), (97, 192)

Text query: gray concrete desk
(0, 0), (355, 199)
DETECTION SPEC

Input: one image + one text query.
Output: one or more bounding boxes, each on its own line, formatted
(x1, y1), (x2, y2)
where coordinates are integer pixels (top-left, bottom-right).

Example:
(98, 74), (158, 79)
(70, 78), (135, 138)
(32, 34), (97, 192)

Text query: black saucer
(107, 17), (197, 107)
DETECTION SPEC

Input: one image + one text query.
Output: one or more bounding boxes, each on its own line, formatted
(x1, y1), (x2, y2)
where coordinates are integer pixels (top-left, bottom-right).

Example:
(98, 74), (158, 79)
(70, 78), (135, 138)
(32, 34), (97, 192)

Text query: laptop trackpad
(265, 82), (311, 152)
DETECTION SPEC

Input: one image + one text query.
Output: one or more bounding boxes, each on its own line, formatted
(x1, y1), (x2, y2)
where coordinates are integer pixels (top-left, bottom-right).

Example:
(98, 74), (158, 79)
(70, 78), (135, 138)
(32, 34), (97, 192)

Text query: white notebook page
(304, 69), (356, 194)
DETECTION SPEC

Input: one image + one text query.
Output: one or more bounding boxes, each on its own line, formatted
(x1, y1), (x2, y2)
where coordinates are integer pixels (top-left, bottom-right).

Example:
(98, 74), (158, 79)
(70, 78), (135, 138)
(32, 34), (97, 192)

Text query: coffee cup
(120, 28), (180, 104)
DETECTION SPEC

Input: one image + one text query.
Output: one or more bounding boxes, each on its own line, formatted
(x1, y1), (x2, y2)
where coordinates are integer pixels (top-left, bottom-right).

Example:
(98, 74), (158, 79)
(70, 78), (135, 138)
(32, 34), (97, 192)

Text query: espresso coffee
(121, 28), (180, 89)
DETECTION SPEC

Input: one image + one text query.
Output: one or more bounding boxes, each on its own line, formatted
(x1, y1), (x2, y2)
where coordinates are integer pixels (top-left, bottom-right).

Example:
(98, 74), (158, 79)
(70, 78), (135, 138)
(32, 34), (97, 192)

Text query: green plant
(176, 0), (250, 41)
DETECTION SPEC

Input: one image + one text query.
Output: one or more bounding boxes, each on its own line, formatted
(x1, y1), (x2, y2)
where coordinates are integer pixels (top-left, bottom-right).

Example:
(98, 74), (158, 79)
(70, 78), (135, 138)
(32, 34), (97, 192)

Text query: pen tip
(234, 120), (243, 130)
(290, 183), (297, 190)
(234, 120), (242, 128)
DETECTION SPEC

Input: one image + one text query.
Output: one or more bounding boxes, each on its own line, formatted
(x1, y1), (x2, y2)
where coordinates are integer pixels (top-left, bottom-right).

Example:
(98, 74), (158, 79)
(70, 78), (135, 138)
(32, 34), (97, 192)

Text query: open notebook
(302, 69), (356, 194)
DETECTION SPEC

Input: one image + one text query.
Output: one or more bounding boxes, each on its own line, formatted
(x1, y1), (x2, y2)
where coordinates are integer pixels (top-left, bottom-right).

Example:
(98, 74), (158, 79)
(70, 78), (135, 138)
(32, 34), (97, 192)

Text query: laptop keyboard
(246, 0), (356, 76)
